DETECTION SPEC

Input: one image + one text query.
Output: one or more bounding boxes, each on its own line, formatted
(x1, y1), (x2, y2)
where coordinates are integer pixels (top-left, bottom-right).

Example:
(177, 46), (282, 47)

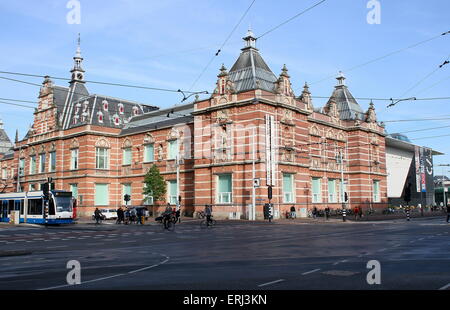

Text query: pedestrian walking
(124, 208), (130, 224)
(290, 206), (296, 219)
(325, 207), (330, 220)
(94, 208), (103, 224)
(116, 207), (124, 224)
(353, 206), (359, 220)
(136, 208), (142, 225)
(312, 207), (318, 219)
(130, 208), (137, 224)
(175, 208), (181, 223)
(358, 206), (363, 219)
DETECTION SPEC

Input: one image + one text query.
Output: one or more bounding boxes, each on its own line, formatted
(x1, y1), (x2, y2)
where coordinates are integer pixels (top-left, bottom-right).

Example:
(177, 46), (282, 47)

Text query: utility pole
(338, 148), (346, 222)
(252, 127), (256, 221)
(176, 155), (180, 212)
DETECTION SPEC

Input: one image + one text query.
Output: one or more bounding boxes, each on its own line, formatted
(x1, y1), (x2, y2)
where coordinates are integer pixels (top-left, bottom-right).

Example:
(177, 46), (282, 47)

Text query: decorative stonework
(216, 109), (231, 124)
(157, 144), (163, 161)
(325, 98), (340, 123)
(281, 109), (294, 125)
(143, 133), (154, 144)
(70, 138), (80, 149)
(122, 138), (132, 148)
(167, 128), (180, 141)
(309, 125), (321, 137)
(95, 138), (110, 148)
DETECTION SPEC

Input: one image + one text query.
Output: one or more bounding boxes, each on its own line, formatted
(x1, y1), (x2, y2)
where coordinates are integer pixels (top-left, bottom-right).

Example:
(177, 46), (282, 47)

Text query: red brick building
(0, 30), (387, 219)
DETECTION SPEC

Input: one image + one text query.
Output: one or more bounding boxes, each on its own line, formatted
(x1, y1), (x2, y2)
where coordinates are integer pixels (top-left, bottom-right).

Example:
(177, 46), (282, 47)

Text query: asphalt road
(0, 217), (449, 290)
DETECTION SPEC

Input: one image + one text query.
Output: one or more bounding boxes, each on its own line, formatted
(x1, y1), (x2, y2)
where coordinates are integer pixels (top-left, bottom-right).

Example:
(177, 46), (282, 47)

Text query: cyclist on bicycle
(162, 203), (173, 229)
(205, 204), (213, 226)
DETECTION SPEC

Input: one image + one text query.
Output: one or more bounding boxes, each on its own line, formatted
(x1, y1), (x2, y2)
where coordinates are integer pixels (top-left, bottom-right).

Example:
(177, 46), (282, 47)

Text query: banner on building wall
(420, 147), (426, 193)
(424, 148), (434, 193)
(265, 115), (277, 186)
(414, 146), (421, 193)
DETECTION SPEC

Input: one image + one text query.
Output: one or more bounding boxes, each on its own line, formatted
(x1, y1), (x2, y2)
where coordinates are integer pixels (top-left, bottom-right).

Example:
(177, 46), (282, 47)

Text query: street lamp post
(337, 149), (346, 222)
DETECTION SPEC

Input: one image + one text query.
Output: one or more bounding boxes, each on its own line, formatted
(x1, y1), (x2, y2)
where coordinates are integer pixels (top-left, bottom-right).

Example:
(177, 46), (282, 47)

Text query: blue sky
(0, 0), (449, 172)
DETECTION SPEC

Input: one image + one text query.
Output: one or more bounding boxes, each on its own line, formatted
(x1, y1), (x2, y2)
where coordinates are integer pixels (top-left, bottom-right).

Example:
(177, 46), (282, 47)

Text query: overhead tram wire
(0, 70), (208, 100)
(388, 52), (450, 108)
(409, 133), (450, 141)
(256, 0), (327, 40)
(306, 30), (450, 89)
(187, 0), (257, 92)
(398, 125), (450, 134)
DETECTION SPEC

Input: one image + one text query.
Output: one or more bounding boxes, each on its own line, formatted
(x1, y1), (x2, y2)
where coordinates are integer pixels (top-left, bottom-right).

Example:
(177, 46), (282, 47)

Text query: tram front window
(55, 196), (72, 212)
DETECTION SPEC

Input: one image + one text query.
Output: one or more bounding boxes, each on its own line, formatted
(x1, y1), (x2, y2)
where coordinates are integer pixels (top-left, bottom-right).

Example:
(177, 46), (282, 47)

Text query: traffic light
(268, 186), (273, 200)
(344, 192), (348, 202)
(404, 183), (411, 203)
(124, 194), (131, 202)
(42, 183), (50, 201)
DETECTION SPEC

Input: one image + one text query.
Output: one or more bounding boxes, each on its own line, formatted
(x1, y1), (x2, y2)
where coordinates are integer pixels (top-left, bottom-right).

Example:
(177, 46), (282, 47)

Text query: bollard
(342, 208), (347, 222)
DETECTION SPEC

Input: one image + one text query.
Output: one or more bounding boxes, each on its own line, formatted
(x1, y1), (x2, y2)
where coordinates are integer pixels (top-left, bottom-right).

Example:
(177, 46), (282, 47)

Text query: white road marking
(120, 241), (136, 243)
(151, 238), (164, 241)
(439, 283), (450, 290)
(333, 262), (339, 265)
(39, 253), (170, 290)
(258, 279), (285, 287)
(377, 248), (387, 252)
(46, 245), (67, 249)
(302, 268), (321, 275)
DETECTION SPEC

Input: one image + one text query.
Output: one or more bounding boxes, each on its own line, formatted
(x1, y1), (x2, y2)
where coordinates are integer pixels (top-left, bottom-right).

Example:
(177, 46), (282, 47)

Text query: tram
(0, 190), (74, 224)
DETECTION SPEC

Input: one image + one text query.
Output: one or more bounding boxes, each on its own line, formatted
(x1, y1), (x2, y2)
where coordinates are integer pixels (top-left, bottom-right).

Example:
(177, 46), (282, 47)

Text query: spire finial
(243, 28), (257, 49)
(71, 33), (85, 82)
(336, 71), (346, 86)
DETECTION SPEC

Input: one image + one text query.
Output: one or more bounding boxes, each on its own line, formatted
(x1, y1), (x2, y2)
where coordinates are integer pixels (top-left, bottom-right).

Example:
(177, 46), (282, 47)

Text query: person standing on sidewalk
(325, 207), (330, 220)
(312, 207), (318, 219)
(353, 206), (359, 221)
(116, 207), (124, 224)
(290, 206), (296, 219)
(94, 208), (102, 225)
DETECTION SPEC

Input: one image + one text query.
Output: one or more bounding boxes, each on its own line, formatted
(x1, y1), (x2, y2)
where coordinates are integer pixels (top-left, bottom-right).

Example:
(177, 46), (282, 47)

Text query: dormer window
(102, 99), (109, 111)
(97, 111), (104, 123)
(113, 114), (120, 126)
(118, 103), (124, 114)
(132, 106), (140, 116)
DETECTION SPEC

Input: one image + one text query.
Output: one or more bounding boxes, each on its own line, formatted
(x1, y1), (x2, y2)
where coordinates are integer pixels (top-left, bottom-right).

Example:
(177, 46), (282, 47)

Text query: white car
(92, 209), (117, 220)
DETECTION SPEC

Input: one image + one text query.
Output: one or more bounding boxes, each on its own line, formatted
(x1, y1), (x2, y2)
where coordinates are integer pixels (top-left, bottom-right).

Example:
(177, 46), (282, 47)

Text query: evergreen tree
(143, 164), (166, 203)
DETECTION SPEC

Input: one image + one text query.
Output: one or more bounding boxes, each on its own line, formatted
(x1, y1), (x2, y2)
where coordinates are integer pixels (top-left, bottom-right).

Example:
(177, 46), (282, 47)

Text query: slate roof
(33, 81), (159, 131)
(228, 46), (278, 93)
(328, 83), (365, 121)
(121, 103), (194, 135)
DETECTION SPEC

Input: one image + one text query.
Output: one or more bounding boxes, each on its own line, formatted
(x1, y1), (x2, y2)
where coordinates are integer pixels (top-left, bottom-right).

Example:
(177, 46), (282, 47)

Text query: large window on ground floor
(168, 180), (178, 205)
(328, 179), (337, 203)
(95, 184), (109, 206)
(283, 173), (295, 203)
(312, 177), (322, 203)
(217, 174), (232, 204)
(373, 180), (380, 202)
